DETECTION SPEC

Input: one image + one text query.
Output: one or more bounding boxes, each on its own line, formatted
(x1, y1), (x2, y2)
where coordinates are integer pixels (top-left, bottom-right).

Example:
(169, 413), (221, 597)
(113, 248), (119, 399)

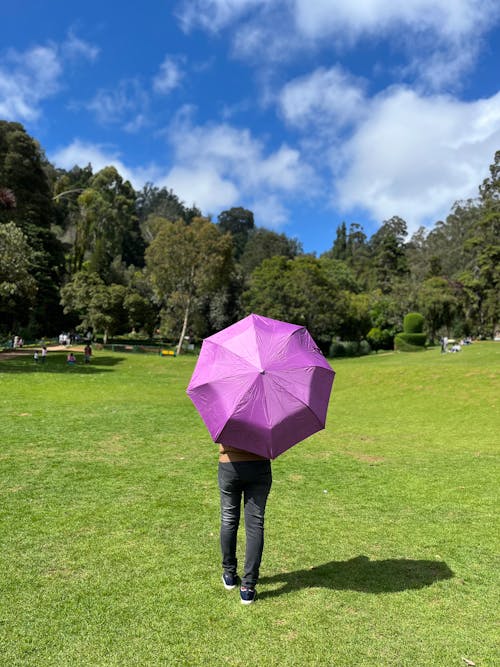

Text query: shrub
(403, 312), (425, 334)
(358, 340), (371, 356)
(394, 333), (427, 351)
(367, 327), (394, 352)
(395, 312), (427, 352)
(329, 341), (346, 357)
(329, 340), (371, 358)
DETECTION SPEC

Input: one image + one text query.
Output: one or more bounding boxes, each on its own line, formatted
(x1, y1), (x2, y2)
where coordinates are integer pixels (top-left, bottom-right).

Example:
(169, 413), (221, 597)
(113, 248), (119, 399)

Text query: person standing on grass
(84, 343), (92, 364)
(218, 444), (272, 605)
(41, 345), (47, 363)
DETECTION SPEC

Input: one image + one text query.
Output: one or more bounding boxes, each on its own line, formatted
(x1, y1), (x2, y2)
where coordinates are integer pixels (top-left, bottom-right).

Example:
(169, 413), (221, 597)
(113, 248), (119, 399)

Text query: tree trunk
(176, 298), (191, 356)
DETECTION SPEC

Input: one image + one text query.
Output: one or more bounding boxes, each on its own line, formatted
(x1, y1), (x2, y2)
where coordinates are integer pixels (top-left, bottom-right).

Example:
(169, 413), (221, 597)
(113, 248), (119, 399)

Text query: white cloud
(251, 194), (288, 228)
(181, 0), (497, 41)
(279, 66), (366, 130)
(153, 56), (184, 94)
(173, 117), (311, 189)
(153, 57), (184, 94)
(176, 0), (267, 32)
(163, 166), (239, 212)
(123, 114), (148, 133)
(0, 45), (62, 121)
(0, 34), (99, 123)
(335, 88), (500, 229)
(159, 112), (314, 226)
(49, 140), (161, 187)
(62, 31), (100, 62)
(292, 0), (494, 41)
(176, 0), (500, 88)
(86, 79), (150, 128)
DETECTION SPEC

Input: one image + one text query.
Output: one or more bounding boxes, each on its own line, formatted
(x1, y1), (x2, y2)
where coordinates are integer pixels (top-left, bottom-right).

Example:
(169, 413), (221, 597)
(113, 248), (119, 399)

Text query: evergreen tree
(368, 216), (409, 292)
(325, 221), (348, 260)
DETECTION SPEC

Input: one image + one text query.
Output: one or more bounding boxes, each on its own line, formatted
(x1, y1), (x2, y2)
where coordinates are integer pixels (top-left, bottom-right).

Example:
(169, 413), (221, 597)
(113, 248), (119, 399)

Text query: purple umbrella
(186, 314), (335, 459)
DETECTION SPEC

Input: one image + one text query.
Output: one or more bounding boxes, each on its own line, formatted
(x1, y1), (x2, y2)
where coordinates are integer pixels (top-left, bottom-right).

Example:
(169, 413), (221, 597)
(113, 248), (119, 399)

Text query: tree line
(0, 120), (498, 354)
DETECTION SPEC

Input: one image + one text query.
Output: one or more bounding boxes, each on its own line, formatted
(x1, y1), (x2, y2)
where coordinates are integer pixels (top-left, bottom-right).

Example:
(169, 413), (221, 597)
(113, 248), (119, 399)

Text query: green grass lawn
(0, 343), (498, 666)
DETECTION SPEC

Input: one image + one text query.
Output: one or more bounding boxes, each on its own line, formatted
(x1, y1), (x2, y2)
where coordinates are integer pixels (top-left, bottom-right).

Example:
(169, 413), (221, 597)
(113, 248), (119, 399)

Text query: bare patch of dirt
(342, 450), (386, 464)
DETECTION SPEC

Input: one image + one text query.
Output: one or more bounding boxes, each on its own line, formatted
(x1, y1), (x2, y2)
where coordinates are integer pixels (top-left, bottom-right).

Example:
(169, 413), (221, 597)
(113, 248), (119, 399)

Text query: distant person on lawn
(84, 343), (92, 364)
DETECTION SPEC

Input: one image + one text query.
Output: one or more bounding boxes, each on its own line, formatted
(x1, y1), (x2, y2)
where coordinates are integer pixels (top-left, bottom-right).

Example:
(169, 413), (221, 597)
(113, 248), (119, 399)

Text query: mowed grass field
(0, 342), (498, 666)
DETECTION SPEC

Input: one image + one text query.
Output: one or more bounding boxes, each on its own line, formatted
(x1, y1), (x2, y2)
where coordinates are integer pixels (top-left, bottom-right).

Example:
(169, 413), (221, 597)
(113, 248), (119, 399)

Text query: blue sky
(2, 1), (500, 254)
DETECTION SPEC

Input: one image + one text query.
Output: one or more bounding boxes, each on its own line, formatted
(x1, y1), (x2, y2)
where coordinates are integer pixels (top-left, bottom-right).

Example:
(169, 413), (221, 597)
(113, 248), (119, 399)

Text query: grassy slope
(0, 344), (498, 666)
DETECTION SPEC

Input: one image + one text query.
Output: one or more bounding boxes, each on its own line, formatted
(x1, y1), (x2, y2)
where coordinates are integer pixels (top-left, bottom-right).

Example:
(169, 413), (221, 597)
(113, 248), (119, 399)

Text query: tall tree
(70, 166), (144, 279)
(0, 121), (65, 335)
(368, 215), (409, 292)
(239, 227), (302, 278)
(242, 255), (350, 352)
(60, 271), (129, 344)
(469, 150), (500, 335)
(415, 203), (478, 281)
(217, 207), (255, 260)
(345, 222), (370, 286)
(0, 121), (53, 232)
(145, 217), (233, 354)
(136, 184), (201, 243)
(324, 221), (348, 260)
(52, 164), (94, 252)
(0, 222), (37, 333)
(417, 277), (459, 342)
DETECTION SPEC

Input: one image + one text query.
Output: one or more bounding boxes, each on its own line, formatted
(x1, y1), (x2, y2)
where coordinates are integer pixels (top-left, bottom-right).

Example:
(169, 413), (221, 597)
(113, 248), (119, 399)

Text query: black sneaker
(240, 586), (256, 605)
(222, 572), (237, 590)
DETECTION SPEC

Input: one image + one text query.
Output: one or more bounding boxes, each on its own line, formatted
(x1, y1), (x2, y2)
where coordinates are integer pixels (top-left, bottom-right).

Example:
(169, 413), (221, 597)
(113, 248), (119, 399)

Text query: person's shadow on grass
(259, 555), (454, 599)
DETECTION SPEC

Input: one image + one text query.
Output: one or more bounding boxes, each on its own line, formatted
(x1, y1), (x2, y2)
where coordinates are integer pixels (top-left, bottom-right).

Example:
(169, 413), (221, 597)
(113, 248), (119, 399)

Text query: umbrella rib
(209, 340), (263, 371)
(190, 370), (259, 390)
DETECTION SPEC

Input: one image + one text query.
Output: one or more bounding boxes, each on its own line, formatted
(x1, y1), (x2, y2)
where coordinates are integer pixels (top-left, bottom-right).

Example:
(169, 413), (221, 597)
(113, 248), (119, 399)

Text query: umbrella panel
(217, 371), (328, 459)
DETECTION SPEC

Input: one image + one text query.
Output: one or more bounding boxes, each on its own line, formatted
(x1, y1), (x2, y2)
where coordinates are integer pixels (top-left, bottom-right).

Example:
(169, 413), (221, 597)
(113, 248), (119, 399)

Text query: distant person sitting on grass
(67, 352), (76, 365)
(33, 350), (39, 363)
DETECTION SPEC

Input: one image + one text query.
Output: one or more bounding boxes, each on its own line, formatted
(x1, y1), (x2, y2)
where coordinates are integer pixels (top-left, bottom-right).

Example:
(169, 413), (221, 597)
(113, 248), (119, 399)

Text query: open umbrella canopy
(186, 314), (335, 459)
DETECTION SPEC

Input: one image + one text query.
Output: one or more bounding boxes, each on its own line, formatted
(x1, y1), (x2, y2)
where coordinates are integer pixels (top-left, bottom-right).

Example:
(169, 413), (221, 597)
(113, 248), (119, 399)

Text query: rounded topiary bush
(395, 312), (427, 351)
(394, 333), (427, 351)
(403, 312), (425, 334)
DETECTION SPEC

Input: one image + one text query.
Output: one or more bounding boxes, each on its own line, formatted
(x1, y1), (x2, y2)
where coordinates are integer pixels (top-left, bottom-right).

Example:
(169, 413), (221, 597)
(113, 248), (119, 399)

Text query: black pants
(218, 460), (272, 588)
